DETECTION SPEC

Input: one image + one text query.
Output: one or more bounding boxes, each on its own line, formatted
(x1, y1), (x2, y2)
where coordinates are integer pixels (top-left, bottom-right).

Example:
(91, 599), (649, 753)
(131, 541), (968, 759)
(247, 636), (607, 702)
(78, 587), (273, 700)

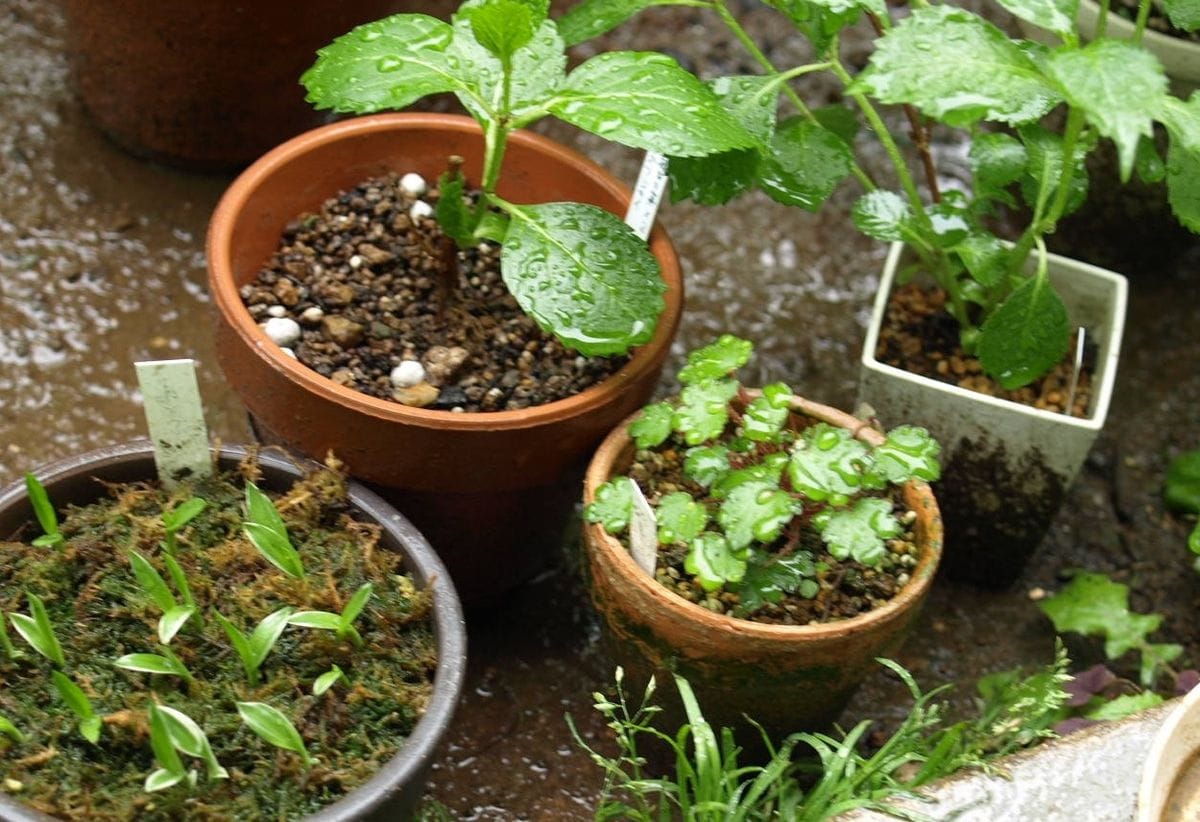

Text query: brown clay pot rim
(206, 112), (683, 433)
(583, 392), (944, 640)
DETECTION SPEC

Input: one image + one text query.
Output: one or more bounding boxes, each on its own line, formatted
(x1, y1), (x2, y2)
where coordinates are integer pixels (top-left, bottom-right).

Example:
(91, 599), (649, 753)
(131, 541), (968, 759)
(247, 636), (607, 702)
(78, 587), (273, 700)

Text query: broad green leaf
(787, 424), (870, 506)
(313, 665), (346, 696)
(1136, 136), (1167, 184)
(732, 551), (818, 614)
(0, 714), (24, 743)
(711, 454), (790, 499)
(812, 104), (859, 147)
(994, 0), (1078, 37)
(1159, 95), (1200, 156)
(435, 169), (476, 247)
(250, 607), (295, 669)
(818, 497), (901, 565)
(1167, 138), (1200, 232)
(585, 477), (635, 534)
(717, 480), (796, 550)
(115, 652), (189, 679)
(766, 0), (864, 54)
(855, 6), (1061, 126)
(678, 335), (753, 384)
(556, 0), (695, 46)
(629, 402), (674, 448)
(341, 583), (374, 629)
(683, 446), (731, 488)
(144, 768), (184, 793)
(970, 132), (1027, 208)
(954, 233), (1010, 290)
(742, 382), (793, 441)
(685, 532), (747, 591)
(673, 379), (739, 445)
(1162, 0), (1200, 29)
(707, 74), (782, 144)
(852, 190), (913, 242)
(868, 426), (941, 485)
(1019, 124), (1091, 218)
(1085, 691), (1164, 722)
(158, 605), (194, 645)
(148, 704), (185, 778)
(287, 611), (343, 631)
(551, 52), (755, 157)
(1045, 40), (1167, 181)
(466, 0), (536, 61)
(928, 200), (971, 248)
(23, 473), (60, 541)
(1166, 450), (1200, 513)
(301, 15), (468, 114)
(655, 492), (708, 544)
(977, 273), (1070, 390)
(450, 13), (566, 120)
(501, 202), (664, 356)
(163, 497), (207, 532)
(10, 593), (64, 667)
(237, 702), (312, 765)
(1039, 573), (1163, 660)
(129, 551), (177, 613)
(759, 116), (853, 211)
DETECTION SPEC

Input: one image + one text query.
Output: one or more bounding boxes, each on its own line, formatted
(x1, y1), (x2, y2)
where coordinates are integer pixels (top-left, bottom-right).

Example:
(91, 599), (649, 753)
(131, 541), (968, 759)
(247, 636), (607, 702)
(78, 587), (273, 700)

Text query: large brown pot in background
(582, 395), (943, 739)
(62, 0), (433, 170)
(207, 113), (684, 605)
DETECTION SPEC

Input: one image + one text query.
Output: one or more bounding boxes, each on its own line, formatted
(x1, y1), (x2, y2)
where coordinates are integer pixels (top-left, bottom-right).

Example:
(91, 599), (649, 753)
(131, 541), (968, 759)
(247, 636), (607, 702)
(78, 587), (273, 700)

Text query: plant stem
(481, 120), (508, 196)
(1133, 0), (1152, 43)
(1096, 0), (1111, 38)
(1008, 107), (1085, 277)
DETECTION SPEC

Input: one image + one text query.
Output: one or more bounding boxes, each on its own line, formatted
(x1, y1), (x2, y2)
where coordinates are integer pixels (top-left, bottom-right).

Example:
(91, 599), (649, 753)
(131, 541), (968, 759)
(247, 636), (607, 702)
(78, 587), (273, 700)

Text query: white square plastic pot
(858, 242), (1128, 587)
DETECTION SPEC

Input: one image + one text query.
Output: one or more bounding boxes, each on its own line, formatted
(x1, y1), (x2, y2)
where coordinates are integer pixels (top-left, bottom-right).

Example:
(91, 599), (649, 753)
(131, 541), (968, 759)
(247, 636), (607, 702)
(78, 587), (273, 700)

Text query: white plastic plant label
(624, 151), (669, 242)
(135, 359), (211, 489)
(627, 478), (658, 577)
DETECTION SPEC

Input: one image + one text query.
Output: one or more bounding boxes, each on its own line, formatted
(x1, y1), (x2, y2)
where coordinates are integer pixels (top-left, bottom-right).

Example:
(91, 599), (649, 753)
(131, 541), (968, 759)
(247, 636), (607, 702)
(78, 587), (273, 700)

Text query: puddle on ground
(2, 1), (1199, 819)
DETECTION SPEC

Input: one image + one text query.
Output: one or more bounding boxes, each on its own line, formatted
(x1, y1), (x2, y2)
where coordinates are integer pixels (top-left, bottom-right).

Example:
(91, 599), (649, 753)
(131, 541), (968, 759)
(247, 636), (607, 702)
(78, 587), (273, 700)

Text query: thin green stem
(480, 120), (509, 194)
(1133, 0), (1152, 42)
(1008, 107), (1085, 276)
(1096, 0), (1111, 38)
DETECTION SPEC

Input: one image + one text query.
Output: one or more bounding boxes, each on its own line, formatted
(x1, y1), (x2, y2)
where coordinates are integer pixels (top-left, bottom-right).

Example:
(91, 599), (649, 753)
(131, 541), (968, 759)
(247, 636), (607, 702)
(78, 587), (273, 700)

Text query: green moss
(0, 456), (437, 820)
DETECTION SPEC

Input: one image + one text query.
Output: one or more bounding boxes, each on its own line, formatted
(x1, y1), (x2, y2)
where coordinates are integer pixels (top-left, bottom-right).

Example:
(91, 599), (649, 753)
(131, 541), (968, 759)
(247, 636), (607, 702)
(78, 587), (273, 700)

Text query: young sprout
(286, 583), (372, 648)
(128, 551), (195, 644)
(0, 713), (26, 743)
(115, 645), (195, 684)
(242, 483), (305, 580)
(215, 606), (294, 686)
(236, 701), (314, 768)
(50, 670), (102, 744)
(23, 473), (64, 550)
(156, 705), (228, 783)
(0, 614), (20, 661)
(312, 664), (345, 697)
(145, 704), (187, 792)
(160, 497), (207, 558)
(8, 592), (66, 666)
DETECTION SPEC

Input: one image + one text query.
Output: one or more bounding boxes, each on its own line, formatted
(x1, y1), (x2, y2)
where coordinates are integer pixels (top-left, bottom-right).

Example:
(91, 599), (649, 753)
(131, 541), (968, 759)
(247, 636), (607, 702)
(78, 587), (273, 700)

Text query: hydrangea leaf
(852, 190), (914, 242)
(685, 532), (746, 591)
(1165, 450), (1200, 514)
(501, 202), (665, 356)
(818, 497), (900, 565)
(759, 117), (853, 211)
(585, 477), (636, 534)
(788, 423), (869, 506)
(970, 132), (1027, 208)
(450, 14), (566, 119)
(812, 103), (859, 147)
(1162, 0), (1200, 29)
(742, 382), (793, 441)
(629, 402), (675, 448)
(464, 0), (537, 62)
(994, 0), (1078, 37)
(677, 335), (754, 384)
(855, 6), (1061, 126)
(1167, 138), (1200, 233)
(954, 233), (1011, 290)
(717, 480), (797, 550)
(655, 492), (709, 544)
(673, 378), (739, 445)
(1019, 124), (1092, 218)
(684, 445), (731, 488)
(556, 0), (695, 47)
(867, 425), (942, 485)
(765, 0), (864, 54)
(977, 273), (1070, 390)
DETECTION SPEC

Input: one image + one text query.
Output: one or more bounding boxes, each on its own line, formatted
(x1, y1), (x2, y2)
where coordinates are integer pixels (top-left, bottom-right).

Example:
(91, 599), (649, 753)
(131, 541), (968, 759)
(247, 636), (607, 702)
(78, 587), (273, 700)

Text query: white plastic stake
(135, 359), (212, 489)
(627, 479), (658, 577)
(624, 151), (669, 241)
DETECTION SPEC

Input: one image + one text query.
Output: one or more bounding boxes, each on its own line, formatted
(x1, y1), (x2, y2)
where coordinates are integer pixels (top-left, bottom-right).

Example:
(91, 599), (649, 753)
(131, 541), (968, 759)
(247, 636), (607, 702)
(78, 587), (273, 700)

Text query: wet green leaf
(9, 593), (64, 667)
(157, 605), (195, 645)
(765, 0), (863, 54)
(655, 492), (708, 544)
(683, 446), (731, 488)
(970, 132), (1027, 209)
(243, 483), (305, 579)
(1162, 0), (1200, 29)
(162, 497), (207, 533)
(685, 532), (746, 591)
(868, 426), (941, 485)
(852, 190), (913, 242)
(313, 665), (346, 696)
(788, 424), (869, 506)
(678, 335), (753, 384)
(742, 382), (792, 441)
(759, 117), (853, 211)
(24, 473), (61, 546)
(52, 671), (99, 743)
(586, 478), (635, 534)
(1019, 124), (1092, 218)
(147, 705), (185, 789)
(1084, 691), (1164, 721)
(158, 705), (228, 780)
(435, 169), (476, 247)
(977, 273), (1070, 390)
(812, 103), (859, 147)
(954, 233), (1010, 290)
(115, 650), (192, 681)
(818, 497), (900, 565)
(1165, 450), (1200, 513)
(717, 480), (796, 550)
(1135, 137), (1167, 185)
(629, 402), (674, 448)
(994, 0), (1078, 37)
(450, 10), (565, 120)
(732, 551), (818, 614)
(673, 379), (739, 445)
(287, 611), (343, 631)
(465, 0), (536, 61)
(555, 0), (690, 47)
(129, 551), (177, 613)
(1039, 573), (1168, 675)
(501, 202), (664, 356)
(1167, 137), (1200, 232)
(712, 453), (789, 499)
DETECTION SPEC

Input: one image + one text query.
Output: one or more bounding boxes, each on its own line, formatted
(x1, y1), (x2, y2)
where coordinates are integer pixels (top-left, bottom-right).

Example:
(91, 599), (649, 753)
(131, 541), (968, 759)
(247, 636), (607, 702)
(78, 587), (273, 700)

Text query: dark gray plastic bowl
(0, 441), (467, 821)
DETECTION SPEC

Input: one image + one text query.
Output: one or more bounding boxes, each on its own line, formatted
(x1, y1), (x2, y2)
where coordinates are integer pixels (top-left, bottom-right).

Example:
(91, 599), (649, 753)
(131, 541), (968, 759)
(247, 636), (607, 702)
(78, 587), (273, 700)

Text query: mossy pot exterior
(0, 441), (467, 822)
(207, 113), (684, 604)
(581, 396), (943, 738)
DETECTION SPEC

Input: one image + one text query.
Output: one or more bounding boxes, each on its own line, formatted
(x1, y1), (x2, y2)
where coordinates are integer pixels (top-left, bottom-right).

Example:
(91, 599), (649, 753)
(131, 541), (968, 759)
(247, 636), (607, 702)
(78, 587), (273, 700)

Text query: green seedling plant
(145, 703), (229, 792)
(0, 611), (20, 660)
(243, 482), (305, 580)
(287, 582), (373, 648)
(312, 664), (346, 697)
(586, 335), (940, 616)
(24, 473), (64, 549)
(0, 714), (24, 744)
(237, 702), (315, 768)
(1165, 448), (1200, 569)
(51, 670), (102, 744)
(301, 0), (756, 356)
(115, 645), (195, 684)
(161, 496), (206, 558)
(8, 592), (66, 667)
(216, 606), (295, 686)
(129, 550), (196, 643)
(561, 0), (1200, 390)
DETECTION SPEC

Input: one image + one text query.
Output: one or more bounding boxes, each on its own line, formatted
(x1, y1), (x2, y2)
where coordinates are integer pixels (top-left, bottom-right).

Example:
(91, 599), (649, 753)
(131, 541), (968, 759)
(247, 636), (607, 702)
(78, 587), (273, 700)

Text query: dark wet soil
(2, 1), (1199, 820)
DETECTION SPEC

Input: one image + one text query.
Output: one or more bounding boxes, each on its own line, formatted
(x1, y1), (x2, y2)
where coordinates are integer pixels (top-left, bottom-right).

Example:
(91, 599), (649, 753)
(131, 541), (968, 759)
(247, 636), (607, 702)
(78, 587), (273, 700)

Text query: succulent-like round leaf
(655, 492), (708, 545)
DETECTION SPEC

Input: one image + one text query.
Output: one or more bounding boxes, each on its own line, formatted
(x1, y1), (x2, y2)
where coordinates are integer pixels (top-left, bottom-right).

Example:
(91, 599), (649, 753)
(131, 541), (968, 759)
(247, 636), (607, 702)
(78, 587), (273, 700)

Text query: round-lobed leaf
(677, 335), (753, 384)
(655, 492), (708, 545)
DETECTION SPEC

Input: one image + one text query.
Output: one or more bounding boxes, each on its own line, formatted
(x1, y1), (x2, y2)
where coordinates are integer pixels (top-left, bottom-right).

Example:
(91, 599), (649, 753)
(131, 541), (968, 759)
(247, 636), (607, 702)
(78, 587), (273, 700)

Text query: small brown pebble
(393, 382), (440, 407)
(316, 282), (356, 306)
(423, 345), (470, 386)
(356, 243), (394, 266)
(330, 369), (355, 387)
(321, 315), (366, 348)
(273, 278), (301, 306)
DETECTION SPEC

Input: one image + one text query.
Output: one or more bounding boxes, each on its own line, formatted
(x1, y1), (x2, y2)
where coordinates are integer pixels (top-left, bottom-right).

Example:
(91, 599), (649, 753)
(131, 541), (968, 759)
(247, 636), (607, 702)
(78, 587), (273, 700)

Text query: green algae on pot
(0, 443), (466, 821)
(581, 337), (944, 739)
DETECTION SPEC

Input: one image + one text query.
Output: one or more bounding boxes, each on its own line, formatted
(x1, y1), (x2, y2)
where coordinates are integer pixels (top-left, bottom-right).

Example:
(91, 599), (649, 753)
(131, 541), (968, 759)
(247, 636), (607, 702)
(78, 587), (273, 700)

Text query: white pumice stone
(299, 306), (324, 324)
(263, 317), (301, 347)
(390, 360), (426, 388)
(266, 304), (287, 318)
(280, 346), (298, 359)
(399, 172), (427, 197)
(409, 200), (434, 220)
(349, 254), (364, 269)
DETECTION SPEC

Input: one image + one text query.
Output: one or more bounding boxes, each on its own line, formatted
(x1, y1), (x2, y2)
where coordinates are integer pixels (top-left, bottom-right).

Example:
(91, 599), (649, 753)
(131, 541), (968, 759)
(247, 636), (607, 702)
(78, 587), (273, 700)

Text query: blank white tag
(135, 359), (212, 489)
(627, 479), (658, 576)
(624, 151), (669, 241)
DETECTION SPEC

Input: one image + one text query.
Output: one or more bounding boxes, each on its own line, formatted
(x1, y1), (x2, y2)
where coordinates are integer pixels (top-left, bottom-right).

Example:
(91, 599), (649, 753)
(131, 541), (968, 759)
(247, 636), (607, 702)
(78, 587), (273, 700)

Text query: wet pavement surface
(2, 1), (1199, 819)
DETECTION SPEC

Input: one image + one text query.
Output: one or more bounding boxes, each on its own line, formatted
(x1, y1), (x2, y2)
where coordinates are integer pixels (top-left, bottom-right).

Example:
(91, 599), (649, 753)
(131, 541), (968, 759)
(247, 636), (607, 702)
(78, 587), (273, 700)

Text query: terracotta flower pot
(63, 0), (429, 170)
(207, 112), (684, 605)
(582, 396), (943, 739)
(0, 441), (466, 821)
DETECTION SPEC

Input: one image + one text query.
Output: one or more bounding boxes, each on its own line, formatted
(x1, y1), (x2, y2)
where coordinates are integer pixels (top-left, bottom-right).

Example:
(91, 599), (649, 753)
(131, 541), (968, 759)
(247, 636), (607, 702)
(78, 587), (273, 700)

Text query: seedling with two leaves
(587, 335), (940, 616)
(287, 582), (373, 648)
(237, 701), (316, 768)
(215, 606), (295, 686)
(145, 703), (229, 792)
(243, 482), (305, 580)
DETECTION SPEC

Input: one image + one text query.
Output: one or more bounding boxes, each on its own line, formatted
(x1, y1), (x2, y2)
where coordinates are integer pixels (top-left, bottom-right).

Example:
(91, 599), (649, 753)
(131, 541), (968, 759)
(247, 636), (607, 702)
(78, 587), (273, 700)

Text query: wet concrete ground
(2, 1), (1199, 819)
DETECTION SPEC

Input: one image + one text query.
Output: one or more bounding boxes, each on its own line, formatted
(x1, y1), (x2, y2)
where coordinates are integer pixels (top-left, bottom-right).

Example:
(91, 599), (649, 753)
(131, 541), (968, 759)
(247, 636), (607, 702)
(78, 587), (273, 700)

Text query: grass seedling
(312, 664), (345, 697)
(215, 606), (294, 686)
(243, 482), (305, 580)
(128, 550), (196, 644)
(237, 701), (314, 768)
(51, 670), (102, 744)
(8, 592), (65, 667)
(287, 582), (372, 648)
(24, 473), (64, 550)
(115, 645), (195, 684)
(0, 713), (24, 744)
(0, 613), (20, 661)
(157, 704), (228, 782)
(161, 496), (207, 558)
(145, 703), (189, 792)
